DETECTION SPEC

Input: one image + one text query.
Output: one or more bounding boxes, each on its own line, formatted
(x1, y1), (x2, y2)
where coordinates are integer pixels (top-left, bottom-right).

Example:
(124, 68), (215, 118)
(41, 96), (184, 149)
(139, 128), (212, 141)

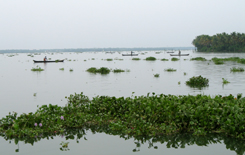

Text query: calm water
(0, 50), (245, 155)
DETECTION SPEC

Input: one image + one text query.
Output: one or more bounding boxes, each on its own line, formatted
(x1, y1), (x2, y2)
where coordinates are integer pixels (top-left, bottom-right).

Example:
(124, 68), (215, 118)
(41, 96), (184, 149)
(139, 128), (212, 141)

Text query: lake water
(0, 50), (245, 155)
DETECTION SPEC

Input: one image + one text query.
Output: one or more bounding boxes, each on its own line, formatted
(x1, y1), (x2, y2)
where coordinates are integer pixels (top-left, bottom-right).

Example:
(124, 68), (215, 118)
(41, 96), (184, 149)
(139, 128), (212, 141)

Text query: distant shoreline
(0, 47), (195, 54)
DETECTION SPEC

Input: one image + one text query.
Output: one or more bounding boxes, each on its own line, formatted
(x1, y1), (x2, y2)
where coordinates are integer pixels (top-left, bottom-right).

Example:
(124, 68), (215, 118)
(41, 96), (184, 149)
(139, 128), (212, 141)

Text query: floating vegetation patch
(211, 57), (245, 65)
(27, 54), (34, 57)
(59, 68), (64, 71)
(86, 67), (110, 74)
(184, 72), (187, 75)
(145, 57), (156, 61)
(106, 58), (113, 61)
(161, 58), (168, 61)
(154, 74), (159, 77)
(222, 78), (230, 84)
(230, 67), (244, 72)
(113, 69), (125, 73)
(69, 69), (73, 72)
(155, 52), (161, 54)
(190, 57), (207, 61)
(132, 58), (140, 60)
(171, 58), (179, 61)
(1, 92), (245, 140)
(31, 66), (44, 71)
(186, 75), (209, 88)
(165, 68), (177, 72)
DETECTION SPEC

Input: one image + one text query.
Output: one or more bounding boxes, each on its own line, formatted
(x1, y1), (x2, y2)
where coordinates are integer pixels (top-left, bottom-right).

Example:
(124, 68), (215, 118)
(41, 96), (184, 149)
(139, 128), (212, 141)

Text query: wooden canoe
(170, 54), (189, 56)
(33, 60), (64, 63)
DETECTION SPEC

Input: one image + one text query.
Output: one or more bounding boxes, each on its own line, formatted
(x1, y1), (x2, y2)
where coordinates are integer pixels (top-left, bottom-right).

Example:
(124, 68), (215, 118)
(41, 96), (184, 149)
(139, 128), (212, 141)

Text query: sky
(0, 0), (244, 49)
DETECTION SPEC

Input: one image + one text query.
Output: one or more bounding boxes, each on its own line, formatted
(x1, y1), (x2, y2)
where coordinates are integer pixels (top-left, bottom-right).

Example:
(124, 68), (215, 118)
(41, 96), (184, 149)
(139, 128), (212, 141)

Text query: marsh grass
(145, 57), (156, 61)
(31, 66), (44, 71)
(165, 68), (177, 72)
(230, 67), (244, 72)
(171, 58), (179, 61)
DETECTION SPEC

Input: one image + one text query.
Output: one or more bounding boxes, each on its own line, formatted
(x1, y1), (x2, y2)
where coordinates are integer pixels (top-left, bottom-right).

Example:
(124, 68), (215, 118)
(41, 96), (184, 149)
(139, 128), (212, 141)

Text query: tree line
(192, 32), (245, 52)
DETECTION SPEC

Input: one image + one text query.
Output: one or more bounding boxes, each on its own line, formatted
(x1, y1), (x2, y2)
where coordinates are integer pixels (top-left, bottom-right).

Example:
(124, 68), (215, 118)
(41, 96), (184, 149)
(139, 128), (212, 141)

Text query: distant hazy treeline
(192, 32), (245, 52)
(0, 47), (194, 54)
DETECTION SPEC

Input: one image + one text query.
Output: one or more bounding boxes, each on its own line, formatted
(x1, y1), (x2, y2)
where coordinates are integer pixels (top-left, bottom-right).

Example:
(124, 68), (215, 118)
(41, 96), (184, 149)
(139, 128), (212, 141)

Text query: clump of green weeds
(31, 66), (44, 71)
(145, 57), (156, 61)
(132, 58), (140, 60)
(87, 67), (110, 74)
(59, 68), (64, 71)
(154, 74), (160, 77)
(113, 69), (125, 73)
(106, 58), (113, 61)
(190, 57), (207, 61)
(165, 68), (176, 72)
(171, 58), (179, 61)
(222, 78), (230, 84)
(186, 75), (209, 88)
(230, 67), (244, 72)
(161, 58), (168, 61)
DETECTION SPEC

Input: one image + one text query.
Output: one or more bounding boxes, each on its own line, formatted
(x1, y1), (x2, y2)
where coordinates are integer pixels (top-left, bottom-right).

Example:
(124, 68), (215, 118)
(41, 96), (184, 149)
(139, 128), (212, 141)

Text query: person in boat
(131, 51), (133, 55)
(178, 50), (181, 55)
(44, 56), (47, 61)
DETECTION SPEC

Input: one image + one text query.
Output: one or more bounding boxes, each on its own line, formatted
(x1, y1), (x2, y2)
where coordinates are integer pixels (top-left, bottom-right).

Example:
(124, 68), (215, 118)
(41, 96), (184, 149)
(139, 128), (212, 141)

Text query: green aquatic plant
(161, 58), (168, 61)
(31, 66), (44, 71)
(184, 72), (187, 75)
(1, 92), (245, 141)
(106, 58), (113, 61)
(230, 67), (244, 72)
(190, 57), (207, 61)
(69, 69), (73, 72)
(165, 68), (176, 72)
(113, 69), (125, 73)
(222, 78), (230, 84)
(132, 58), (140, 60)
(86, 67), (110, 74)
(59, 68), (64, 71)
(145, 57), (156, 61)
(171, 58), (179, 61)
(186, 75), (209, 88)
(154, 74), (159, 77)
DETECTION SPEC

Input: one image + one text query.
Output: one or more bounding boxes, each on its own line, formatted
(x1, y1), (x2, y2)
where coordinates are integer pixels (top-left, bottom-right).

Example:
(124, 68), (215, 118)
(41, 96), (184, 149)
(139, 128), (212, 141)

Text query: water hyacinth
(61, 116), (64, 120)
(34, 123), (37, 127)
(39, 123), (42, 127)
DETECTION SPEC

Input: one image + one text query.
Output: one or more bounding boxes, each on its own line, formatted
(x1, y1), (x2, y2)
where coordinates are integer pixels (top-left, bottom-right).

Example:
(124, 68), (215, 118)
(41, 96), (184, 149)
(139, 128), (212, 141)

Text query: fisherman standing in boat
(44, 56), (47, 61)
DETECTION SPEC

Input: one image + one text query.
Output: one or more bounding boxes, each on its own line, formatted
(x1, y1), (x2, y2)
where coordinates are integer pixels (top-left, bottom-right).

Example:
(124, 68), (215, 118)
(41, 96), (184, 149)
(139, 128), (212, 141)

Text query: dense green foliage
(1, 92), (245, 141)
(31, 66), (44, 71)
(186, 75), (209, 88)
(86, 67), (110, 74)
(145, 57), (156, 61)
(171, 58), (179, 61)
(165, 68), (177, 72)
(230, 67), (244, 72)
(190, 57), (207, 61)
(192, 32), (245, 52)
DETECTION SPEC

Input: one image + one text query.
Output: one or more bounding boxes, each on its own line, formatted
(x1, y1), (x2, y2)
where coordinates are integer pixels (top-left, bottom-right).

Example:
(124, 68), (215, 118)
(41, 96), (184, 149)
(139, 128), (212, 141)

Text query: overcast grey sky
(0, 0), (244, 49)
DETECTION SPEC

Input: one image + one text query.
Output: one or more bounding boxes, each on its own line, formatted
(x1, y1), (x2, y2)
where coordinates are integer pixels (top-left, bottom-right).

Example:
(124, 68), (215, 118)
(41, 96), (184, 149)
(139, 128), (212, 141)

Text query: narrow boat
(170, 54), (189, 56)
(33, 60), (64, 63)
(122, 54), (138, 56)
